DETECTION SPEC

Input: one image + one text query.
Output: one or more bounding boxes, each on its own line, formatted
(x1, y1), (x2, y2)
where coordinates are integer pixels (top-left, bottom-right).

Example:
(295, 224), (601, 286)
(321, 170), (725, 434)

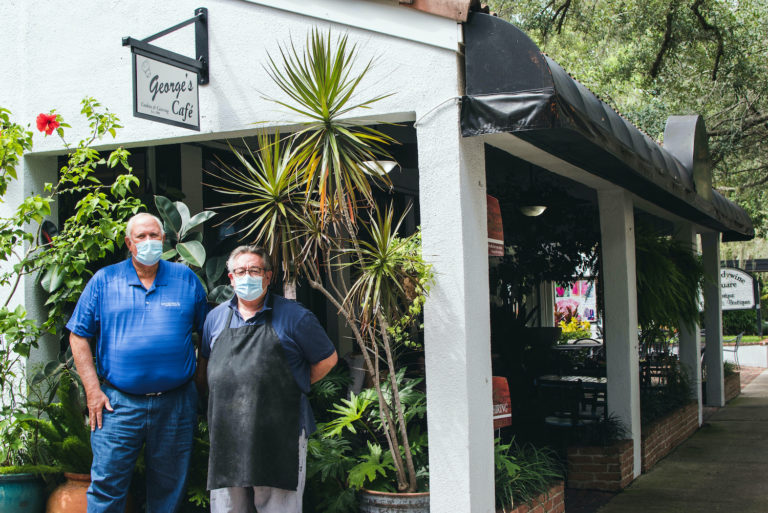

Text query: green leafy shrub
(494, 438), (563, 510)
(304, 369), (428, 513)
(22, 371), (91, 474)
(722, 309), (757, 336)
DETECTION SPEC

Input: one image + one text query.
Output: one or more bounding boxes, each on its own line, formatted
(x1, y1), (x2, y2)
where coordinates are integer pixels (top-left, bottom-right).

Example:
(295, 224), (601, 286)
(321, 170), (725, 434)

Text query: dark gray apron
(206, 307), (302, 490)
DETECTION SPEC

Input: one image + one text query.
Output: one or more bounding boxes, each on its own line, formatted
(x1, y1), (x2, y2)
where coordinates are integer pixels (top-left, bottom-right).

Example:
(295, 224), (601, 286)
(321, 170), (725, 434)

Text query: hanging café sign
(123, 8), (209, 131)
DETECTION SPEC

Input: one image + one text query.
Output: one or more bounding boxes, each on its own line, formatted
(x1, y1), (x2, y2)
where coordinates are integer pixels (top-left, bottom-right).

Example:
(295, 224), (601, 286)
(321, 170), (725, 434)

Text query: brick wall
(725, 372), (741, 402)
(498, 481), (565, 513)
(641, 401), (698, 472)
(566, 440), (634, 491)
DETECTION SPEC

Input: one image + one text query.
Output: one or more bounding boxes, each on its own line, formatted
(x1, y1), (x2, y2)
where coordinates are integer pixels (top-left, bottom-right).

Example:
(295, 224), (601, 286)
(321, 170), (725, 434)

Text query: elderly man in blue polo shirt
(67, 212), (208, 513)
(199, 245), (337, 513)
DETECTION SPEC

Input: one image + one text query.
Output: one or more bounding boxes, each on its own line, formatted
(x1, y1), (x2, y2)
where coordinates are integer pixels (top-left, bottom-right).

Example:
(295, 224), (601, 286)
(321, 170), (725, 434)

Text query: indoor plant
(209, 29), (432, 503)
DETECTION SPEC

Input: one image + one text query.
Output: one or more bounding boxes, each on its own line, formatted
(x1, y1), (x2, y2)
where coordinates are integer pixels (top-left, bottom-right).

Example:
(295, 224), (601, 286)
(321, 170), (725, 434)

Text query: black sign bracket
(122, 7), (209, 84)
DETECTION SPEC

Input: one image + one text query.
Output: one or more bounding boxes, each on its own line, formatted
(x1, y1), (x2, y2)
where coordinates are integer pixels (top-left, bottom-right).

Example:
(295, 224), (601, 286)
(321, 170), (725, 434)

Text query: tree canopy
(490, 0), (768, 236)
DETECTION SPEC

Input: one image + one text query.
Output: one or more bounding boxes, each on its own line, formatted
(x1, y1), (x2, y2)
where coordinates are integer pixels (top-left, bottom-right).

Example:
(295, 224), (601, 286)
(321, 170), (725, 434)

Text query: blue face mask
(234, 275), (264, 301)
(134, 239), (163, 266)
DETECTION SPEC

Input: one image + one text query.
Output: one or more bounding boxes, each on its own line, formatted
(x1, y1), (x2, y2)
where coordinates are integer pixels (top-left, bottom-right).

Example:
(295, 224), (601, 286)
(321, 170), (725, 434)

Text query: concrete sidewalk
(596, 370), (768, 513)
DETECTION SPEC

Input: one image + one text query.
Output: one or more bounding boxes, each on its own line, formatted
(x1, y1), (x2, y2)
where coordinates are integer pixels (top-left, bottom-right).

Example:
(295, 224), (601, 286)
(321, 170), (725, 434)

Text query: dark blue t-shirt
(201, 293), (336, 434)
(66, 258), (208, 394)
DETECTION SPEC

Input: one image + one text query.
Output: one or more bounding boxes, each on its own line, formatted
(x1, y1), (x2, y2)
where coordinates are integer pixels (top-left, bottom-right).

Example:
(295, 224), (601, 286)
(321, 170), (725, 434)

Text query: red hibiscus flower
(36, 113), (60, 135)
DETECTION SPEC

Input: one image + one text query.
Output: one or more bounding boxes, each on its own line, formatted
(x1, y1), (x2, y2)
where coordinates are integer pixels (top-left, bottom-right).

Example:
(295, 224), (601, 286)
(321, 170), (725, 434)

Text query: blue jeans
(88, 381), (197, 513)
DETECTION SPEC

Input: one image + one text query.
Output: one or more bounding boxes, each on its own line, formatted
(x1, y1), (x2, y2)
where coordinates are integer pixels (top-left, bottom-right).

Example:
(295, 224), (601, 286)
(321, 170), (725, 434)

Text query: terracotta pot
(359, 489), (429, 512)
(46, 473), (133, 513)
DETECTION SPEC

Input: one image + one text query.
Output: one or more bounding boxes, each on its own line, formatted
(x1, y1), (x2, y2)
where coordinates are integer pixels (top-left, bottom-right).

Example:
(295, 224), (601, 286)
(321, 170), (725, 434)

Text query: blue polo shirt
(201, 293), (336, 434)
(66, 258), (208, 395)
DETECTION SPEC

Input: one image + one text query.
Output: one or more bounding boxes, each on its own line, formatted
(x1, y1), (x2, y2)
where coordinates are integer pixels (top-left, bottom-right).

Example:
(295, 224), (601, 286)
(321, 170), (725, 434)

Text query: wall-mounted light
(518, 168), (547, 216)
(519, 205), (547, 216)
(361, 160), (398, 174)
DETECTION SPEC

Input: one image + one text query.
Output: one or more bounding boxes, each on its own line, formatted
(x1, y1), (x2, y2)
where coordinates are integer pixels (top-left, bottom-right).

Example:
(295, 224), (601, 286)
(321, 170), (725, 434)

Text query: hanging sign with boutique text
(720, 267), (756, 310)
(492, 376), (512, 429)
(133, 52), (200, 131)
(487, 195), (504, 256)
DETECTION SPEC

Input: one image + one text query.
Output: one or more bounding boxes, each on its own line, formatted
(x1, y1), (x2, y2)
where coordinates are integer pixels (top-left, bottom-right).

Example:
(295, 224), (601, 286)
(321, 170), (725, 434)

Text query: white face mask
(134, 239), (163, 266)
(234, 275), (263, 301)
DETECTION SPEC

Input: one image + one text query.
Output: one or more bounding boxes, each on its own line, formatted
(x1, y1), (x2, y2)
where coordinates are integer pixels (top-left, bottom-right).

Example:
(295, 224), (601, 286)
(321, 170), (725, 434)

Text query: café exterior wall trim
(241, 0), (462, 50)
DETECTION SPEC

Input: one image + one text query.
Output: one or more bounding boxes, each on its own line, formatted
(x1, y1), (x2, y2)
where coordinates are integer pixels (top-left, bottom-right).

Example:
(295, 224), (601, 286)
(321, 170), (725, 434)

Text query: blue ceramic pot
(0, 473), (45, 513)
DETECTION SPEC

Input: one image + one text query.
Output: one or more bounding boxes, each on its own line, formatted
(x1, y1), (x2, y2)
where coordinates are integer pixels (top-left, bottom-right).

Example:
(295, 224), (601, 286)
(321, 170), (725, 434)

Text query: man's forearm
(310, 351), (338, 384)
(69, 332), (100, 394)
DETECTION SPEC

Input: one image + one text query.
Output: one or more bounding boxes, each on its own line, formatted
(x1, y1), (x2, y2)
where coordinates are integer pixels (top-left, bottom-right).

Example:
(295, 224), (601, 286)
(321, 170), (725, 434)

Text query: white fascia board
(241, 0), (462, 51)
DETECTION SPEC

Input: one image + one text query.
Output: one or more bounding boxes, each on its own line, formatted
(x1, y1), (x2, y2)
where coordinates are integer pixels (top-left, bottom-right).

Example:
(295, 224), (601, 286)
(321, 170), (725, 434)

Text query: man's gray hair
(125, 213), (164, 239)
(227, 245), (273, 272)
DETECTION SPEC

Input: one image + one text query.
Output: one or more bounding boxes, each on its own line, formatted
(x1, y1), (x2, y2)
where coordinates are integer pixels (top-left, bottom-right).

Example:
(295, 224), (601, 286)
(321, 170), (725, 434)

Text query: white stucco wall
(1, 0), (460, 153)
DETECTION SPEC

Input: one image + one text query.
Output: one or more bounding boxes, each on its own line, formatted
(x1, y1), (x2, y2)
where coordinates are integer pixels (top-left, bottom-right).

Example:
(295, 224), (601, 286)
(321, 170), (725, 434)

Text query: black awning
(461, 13), (754, 241)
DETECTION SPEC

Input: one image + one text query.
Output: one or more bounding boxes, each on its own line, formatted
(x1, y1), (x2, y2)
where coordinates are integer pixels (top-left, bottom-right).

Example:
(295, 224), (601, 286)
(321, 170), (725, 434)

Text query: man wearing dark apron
(198, 245), (338, 513)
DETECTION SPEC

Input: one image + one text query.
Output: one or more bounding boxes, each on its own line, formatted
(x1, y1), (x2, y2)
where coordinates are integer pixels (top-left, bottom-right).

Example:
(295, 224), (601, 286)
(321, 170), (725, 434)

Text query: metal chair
(723, 332), (744, 369)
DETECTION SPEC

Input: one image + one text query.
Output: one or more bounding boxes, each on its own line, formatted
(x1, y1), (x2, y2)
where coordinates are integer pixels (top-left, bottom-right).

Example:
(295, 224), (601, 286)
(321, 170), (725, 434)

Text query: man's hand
(70, 332), (113, 430)
(85, 386), (114, 431)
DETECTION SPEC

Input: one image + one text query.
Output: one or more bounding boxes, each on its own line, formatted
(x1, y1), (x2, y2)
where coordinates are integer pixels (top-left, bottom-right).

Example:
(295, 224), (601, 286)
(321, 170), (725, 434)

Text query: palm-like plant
(209, 132), (306, 282)
(209, 29), (431, 493)
(264, 29), (396, 225)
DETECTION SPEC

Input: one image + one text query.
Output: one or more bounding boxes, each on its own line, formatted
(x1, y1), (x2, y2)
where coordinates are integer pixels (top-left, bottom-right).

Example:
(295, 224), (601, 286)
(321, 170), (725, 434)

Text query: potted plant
(209, 29), (432, 506)
(22, 371), (93, 513)
(305, 368), (428, 512)
(0, 102), (142, 511)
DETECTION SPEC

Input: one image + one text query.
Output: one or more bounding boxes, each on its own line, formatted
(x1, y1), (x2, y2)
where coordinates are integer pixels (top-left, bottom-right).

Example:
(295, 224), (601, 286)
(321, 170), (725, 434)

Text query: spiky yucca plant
(209, 29), (431, 493)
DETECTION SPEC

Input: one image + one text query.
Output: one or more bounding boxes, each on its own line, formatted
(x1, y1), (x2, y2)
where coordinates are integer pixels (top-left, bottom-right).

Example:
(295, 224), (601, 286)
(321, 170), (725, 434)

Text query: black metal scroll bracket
(122, 7), (209, 84)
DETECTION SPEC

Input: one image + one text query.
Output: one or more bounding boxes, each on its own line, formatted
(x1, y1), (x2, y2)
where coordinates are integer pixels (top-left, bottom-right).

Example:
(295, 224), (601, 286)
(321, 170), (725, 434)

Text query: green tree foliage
(490, 0), (768, 234)
(0, 98), (142, 419)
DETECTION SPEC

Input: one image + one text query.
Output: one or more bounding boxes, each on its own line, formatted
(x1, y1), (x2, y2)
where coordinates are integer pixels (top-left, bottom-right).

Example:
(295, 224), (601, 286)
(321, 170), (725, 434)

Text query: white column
(674, 223), (703, 425)
(180, 144), (204, 215)
(701, 231), (724, 406)
(419, 110), (494, 512)
(23, 156), (60, 369)
(598, 188), (642, 478)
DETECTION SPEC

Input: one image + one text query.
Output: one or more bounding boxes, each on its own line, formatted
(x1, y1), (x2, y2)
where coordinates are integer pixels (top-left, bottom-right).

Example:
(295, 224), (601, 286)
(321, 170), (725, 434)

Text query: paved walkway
(595, 369), (768, 513)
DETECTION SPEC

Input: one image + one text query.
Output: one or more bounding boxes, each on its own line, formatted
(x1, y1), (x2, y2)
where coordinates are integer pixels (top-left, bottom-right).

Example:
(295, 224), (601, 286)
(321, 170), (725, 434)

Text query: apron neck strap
(227, 301), (272, 327)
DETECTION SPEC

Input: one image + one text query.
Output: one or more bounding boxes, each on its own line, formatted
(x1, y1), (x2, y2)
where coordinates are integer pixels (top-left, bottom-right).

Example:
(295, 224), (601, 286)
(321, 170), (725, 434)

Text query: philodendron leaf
(185, 211), (216, 233)
(155, 195), (182, 234)
(175, 201), (191, 237)
(205, 255), (228, 283)
(162, 248), (178, 261)
(208, 284), (234, 304)
(177, 240), (206, 268)
(347, 442), (395, 490)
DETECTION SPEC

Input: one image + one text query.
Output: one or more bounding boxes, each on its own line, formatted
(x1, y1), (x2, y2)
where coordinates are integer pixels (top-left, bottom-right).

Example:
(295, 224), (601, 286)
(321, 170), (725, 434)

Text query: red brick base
(641, 401), (698, 472)
(725, 372), (741, 402)
(497, 481), (565, 513)
(566, 440), (634, 492)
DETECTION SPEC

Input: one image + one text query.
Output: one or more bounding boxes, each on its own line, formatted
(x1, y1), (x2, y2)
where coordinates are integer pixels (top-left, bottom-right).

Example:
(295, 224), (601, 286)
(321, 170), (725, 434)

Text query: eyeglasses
(232, 266), (267, 278)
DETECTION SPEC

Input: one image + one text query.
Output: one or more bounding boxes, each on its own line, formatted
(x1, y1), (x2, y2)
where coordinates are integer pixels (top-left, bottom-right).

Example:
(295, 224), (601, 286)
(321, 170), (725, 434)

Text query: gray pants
(210, 432), (308, 513)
